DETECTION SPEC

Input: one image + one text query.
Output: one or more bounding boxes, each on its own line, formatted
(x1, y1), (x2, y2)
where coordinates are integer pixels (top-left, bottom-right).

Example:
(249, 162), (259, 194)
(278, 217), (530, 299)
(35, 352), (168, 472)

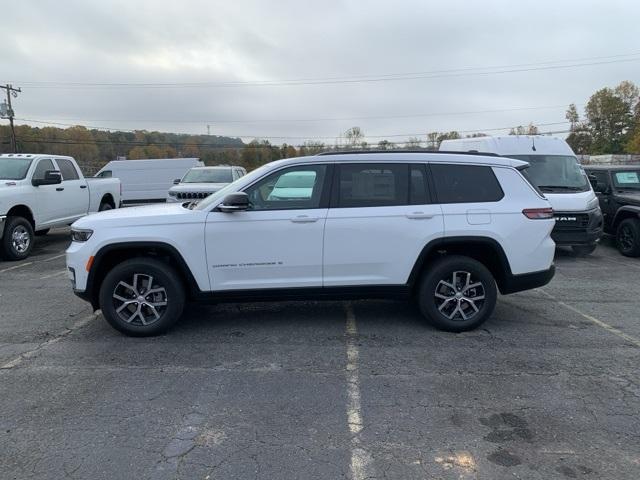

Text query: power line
(6, 52), (640, 89)
(15, 104), (577, 126)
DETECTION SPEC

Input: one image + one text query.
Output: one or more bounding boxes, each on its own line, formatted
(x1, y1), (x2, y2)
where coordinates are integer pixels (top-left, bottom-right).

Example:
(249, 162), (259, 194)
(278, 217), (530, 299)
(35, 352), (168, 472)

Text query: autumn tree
(344, 127), (364, 148)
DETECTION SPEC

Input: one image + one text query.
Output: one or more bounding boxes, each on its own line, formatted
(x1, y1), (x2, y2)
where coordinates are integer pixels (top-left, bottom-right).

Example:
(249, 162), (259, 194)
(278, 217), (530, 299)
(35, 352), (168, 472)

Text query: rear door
(323, 162), (444, 286)
(53, 158), (89, 220)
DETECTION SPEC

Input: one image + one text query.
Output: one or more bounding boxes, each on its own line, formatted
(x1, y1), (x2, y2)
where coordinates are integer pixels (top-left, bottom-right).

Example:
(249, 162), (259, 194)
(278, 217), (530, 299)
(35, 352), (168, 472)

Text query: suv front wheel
(99, 258), (185, 336)
(417, 256), (497, 332)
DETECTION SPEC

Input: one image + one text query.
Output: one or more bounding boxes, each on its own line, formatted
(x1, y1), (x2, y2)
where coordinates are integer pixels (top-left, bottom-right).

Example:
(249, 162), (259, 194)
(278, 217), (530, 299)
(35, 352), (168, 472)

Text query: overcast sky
(2, 0), (640, 145)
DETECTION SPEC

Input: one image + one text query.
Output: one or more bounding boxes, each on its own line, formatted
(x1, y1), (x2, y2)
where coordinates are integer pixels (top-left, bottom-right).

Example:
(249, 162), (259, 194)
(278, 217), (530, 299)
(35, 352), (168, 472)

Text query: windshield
(612, 170), (640, 190)
(507, 155), (590, 192)
(182, 168), (233, 183)
(194, 163), (272, 210)
(0, 158), (33, 180)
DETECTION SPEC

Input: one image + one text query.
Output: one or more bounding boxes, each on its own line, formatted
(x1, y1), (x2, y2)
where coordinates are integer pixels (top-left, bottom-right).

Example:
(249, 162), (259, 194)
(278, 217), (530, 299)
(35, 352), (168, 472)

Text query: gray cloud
(3, 0), (639, 145)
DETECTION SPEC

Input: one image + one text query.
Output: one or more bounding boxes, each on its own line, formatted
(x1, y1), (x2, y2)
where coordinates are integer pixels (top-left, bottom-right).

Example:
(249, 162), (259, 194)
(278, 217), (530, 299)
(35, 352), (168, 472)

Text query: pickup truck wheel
(99, 258), (185, 336)
(417, 255), (497, 332)
(1, 216), (34, 261)
(99, 202), (113, 211)
(616, 218), (640, 257)
(571, 244), (597, 256)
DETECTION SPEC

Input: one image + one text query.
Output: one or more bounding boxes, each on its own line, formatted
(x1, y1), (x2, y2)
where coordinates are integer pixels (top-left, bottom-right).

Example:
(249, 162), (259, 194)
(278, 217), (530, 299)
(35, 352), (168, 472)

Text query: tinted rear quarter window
(430, 164), (504, 203)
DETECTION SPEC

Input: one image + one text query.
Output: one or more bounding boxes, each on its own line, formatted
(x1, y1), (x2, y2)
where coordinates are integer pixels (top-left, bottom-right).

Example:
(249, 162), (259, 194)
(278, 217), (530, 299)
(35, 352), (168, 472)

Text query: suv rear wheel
(616, 218), (640, 257)
(98, 258), (185, 336)
(417, 255), (497, 332)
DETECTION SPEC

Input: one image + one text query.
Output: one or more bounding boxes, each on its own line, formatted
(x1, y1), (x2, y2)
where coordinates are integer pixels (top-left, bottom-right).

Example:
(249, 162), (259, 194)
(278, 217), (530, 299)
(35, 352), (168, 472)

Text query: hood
(543, 190), (599, 212)
(169, 183), (228, 193)
(72, 202), (206, 229)
(614, 191), (640, 206)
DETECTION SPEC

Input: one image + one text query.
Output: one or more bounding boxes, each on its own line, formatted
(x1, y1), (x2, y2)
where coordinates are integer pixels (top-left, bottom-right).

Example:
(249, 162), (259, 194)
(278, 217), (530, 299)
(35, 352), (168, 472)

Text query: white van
(440, 136), (603, 255)
(95, 158), (203, 205)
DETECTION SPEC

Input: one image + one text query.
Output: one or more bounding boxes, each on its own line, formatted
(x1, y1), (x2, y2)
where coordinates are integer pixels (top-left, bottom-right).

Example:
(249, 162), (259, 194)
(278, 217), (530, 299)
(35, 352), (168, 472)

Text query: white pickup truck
(0, 153), (121, 260)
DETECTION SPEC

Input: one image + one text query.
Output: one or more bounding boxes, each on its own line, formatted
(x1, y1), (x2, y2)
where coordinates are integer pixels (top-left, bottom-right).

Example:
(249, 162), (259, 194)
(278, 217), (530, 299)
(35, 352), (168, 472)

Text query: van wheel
(571, 244), (597, 256)
(99, 202), (113, 212)
(616, 218), (640, 257)
(417, 255), (497, 332)
(99, 258), (185, 336)
(1, 216), (34, 261)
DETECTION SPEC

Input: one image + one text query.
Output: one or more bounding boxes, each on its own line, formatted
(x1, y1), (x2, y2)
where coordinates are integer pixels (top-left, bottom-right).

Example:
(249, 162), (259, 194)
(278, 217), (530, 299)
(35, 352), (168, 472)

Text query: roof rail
(316, 150), (499, 157)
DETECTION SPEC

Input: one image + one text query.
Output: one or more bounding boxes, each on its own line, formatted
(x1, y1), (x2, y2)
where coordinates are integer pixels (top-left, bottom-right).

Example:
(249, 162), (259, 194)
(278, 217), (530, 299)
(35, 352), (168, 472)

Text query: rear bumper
(551, 208), (603, 246)
(500, 264), (555, 295)
(0, 215), (6, 239)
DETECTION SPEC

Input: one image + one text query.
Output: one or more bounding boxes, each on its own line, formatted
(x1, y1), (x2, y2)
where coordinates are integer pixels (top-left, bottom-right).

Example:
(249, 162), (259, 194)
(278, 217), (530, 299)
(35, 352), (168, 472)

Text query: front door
(31, 158), (61, 226)
(205, 164), (331, 291)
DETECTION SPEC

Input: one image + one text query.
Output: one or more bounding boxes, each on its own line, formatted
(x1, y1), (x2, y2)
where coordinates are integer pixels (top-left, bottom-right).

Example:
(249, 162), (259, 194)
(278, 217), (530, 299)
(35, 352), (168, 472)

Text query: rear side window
(430, 164), (504, 203)
(409, 164), (430, 205)
(56, 159), (80, 180)
(337, 163), (408, 207)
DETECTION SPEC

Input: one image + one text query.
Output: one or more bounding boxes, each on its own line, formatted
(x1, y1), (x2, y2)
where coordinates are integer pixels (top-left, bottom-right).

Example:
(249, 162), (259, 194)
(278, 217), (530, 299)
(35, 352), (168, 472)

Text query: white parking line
(40, 270), (68, 280)
(344, 303), (374, 480)
(42, 253), (66, 262)
(0, 312), (98, 370)
(538, 288), (640, 348)
(0, 262), (33, 273)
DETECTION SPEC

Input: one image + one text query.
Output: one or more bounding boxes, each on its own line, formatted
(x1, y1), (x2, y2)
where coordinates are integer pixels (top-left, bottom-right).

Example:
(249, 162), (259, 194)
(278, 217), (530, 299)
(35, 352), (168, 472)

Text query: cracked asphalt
(1, 228), (639, 479)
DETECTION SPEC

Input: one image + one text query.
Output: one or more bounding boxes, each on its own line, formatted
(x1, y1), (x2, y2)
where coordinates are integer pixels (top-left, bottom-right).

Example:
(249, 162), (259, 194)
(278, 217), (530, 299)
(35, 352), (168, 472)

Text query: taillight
(523, 207), (554, 219)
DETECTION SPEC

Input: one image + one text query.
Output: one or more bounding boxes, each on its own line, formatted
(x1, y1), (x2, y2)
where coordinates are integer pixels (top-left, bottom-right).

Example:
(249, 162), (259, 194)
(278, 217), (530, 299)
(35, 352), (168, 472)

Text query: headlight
(168, 191), (177, 197)
(71, 228), (93, 242)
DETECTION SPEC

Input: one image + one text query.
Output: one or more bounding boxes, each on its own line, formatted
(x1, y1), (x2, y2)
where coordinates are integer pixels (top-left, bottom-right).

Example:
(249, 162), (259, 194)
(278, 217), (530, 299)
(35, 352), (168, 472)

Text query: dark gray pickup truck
(586, 165), (640, 256)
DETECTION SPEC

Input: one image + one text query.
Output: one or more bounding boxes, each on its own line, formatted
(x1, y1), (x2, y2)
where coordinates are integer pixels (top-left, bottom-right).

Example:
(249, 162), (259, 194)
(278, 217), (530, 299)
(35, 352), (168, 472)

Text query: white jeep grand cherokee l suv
(66, 152), (555, 336)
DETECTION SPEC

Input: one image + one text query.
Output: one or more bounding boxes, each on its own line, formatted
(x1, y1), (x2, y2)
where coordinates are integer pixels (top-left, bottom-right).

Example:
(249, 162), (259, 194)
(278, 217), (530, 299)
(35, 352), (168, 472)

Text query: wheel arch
(100, 194), (115, 209)
(613, 207), (640, 230)
(408, 236), (512, 294)
(86, 241), (201, 309)
(6, 204), (35, 229)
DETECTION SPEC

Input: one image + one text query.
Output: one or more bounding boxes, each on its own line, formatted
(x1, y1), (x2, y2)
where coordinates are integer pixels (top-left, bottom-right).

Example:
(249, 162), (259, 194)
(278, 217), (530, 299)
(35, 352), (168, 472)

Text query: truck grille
(553, 213), (589, 230)
(176, 192), (212, 200)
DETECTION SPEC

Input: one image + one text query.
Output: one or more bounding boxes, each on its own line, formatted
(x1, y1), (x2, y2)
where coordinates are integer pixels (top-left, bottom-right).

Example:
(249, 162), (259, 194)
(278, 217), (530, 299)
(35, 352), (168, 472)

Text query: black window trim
(238, 163), (334, 212)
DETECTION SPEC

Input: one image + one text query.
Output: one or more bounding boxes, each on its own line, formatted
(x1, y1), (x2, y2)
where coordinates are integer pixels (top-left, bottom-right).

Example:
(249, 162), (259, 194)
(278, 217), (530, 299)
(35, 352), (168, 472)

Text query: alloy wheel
(11, 225), (31, 254)
(112, 273), (168, 326)
(434, 270), (486, 321)
(619, 225), (635, 251)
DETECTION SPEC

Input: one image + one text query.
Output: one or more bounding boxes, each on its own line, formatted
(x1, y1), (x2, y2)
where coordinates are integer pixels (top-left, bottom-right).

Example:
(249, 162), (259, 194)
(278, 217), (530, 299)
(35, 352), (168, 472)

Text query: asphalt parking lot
(1, 229), (639, 480)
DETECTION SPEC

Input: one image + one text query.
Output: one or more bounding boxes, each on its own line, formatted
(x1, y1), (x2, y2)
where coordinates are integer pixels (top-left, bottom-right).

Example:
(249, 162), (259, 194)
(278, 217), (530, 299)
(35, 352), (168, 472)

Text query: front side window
(56, 159), (80, 181)
(96, 170), (112, 178)
(589, 171), (610, 190)
(337, 163), (408, 208)
(508, 155), (590, 193)
(431, 164), (504, 203)
(244, 165), (327, 210)
(33, 159), (56, 181)
(612, 170), (640, 190)
(182, 168), (233, 183)
(0, 158), (33, 180)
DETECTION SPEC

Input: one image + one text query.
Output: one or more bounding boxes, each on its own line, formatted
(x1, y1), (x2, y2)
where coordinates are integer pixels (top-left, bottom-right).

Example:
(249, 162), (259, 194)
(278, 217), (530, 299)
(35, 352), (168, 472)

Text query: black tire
(571, 244), (597, 256)
(1, 216), (35, 261)
(35, 229), (50, 237)
(99, 202), (113, 212)
(98, 257), (185, 336)
(417, 255), (497, 332)
(616, 218), (640, 257)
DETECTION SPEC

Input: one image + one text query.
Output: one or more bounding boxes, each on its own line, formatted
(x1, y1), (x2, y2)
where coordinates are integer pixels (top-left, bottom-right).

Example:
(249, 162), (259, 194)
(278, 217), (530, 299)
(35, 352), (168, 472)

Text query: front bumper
(551, 208), (603, 246)
(0, 215), (6, 239)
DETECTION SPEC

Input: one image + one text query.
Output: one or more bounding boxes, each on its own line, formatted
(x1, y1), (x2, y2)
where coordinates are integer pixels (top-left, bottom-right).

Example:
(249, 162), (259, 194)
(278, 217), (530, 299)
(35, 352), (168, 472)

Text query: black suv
(585, 165), (640, 256)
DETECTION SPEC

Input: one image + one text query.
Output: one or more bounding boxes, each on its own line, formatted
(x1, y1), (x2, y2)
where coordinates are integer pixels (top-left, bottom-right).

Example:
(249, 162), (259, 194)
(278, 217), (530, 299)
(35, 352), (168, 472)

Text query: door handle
(405, 212), (434, 219)
(290, 215), (319, 223)
(56, 187), (64, 192)
(80, 185), (87, 189)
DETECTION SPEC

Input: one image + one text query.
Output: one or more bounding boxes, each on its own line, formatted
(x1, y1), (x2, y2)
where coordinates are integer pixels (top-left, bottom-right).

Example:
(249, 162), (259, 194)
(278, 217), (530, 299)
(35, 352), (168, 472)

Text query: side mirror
(218, 192), (249, 212)
(173, 178), (181, 185)
(32, 170), (62, 186)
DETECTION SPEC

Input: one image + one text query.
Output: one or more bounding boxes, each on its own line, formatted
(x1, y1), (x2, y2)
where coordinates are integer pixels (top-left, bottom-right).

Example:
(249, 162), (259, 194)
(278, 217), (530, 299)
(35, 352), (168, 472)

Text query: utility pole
(0, 84), (21, 153)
